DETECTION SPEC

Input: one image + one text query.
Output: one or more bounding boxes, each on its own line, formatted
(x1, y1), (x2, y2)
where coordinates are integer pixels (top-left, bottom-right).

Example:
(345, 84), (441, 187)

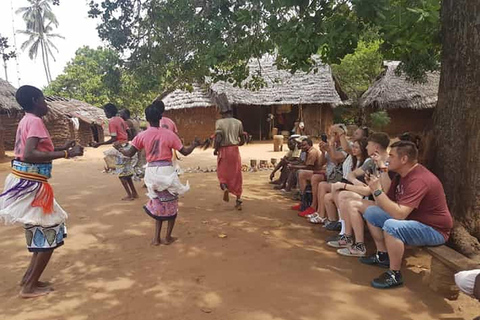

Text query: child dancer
(115, 102), (199, 245)
(93, 103), (139, 201)
(0, 85), (84, 298)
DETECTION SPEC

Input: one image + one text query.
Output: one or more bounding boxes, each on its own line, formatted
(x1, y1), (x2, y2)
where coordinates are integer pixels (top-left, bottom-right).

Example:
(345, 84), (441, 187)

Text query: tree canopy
(44, 46), (156, 115)
(87, 0), (440, 94)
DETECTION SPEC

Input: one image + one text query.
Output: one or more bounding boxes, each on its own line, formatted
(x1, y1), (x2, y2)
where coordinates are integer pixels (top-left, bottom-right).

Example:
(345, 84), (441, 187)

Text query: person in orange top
(92, 103), (139, 201)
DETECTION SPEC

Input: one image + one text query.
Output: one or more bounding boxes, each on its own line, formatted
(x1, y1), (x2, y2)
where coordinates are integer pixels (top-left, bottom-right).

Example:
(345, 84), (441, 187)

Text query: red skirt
(217, 146), (243, 197)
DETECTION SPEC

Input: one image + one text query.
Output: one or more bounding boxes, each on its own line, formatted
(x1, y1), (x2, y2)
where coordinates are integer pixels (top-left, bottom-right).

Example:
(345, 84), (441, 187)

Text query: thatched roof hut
(46, 96), (106, 125)
(209, 55), (347, 138)
(360, 61), (440, 110)
(162, 85), (218, 142)
(0, 78), (22, 115)
(360, 61), (440, 135)
(163, 84), (214, 110)
(45, 96), (107, 145)
(0, 80), (106, 150)
(162, 55), (347, 141)
(210, 55), (346, 107)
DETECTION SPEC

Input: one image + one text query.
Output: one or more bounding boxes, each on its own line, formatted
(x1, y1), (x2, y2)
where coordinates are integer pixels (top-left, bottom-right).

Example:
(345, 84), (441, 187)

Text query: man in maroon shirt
(361, 141), (453, 289)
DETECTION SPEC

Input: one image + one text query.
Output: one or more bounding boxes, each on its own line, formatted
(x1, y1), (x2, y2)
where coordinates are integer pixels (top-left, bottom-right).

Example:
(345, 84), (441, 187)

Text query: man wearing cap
(214, 94), (245, 210)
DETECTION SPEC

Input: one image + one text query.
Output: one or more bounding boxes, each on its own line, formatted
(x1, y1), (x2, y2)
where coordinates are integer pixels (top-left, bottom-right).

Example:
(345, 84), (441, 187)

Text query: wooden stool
(273, 135), (284, 152)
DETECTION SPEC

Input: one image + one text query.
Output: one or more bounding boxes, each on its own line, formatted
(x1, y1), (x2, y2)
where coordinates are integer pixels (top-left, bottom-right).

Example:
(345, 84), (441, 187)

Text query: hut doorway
(91, 124), (100, 143)
(233, 105), (300, 140)
(275, 105), (299, 136)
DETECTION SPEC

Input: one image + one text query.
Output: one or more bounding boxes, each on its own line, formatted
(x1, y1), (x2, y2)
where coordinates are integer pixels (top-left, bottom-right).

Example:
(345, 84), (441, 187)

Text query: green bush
(370, 110), (391, 130)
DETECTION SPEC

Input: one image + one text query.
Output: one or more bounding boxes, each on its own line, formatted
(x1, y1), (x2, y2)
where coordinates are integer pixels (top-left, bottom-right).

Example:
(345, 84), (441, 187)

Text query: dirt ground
(0, 142), (478, 320)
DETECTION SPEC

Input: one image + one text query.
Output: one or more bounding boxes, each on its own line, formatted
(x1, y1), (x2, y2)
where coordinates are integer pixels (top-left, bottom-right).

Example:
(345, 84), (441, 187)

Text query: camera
(320, 133), (328, 143)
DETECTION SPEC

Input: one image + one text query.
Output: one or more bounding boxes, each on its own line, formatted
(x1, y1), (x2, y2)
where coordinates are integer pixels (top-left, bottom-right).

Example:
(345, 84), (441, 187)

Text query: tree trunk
(3, 62), (8, 82)
(43, 42), (53, 83)
(432, 0), (480, 259)
(40, 40), (50, 84)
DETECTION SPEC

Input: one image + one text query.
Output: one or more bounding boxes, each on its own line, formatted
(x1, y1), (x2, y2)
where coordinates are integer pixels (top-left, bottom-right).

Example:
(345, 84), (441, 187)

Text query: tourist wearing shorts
(361, 141), (453, 289)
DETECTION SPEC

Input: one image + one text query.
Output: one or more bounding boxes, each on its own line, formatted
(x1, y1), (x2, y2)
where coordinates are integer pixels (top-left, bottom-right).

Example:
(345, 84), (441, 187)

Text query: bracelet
(64, 150), (69, 159)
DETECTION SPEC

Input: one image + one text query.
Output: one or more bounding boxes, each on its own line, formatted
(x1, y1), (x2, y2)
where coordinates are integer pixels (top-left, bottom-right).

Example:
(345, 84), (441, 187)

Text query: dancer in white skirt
(115, 102), (200, 245)
(0, 86), (84, 298)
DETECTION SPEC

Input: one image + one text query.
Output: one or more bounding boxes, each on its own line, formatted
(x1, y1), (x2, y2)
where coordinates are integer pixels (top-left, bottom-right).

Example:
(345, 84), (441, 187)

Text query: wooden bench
(424, 245), (480, 300)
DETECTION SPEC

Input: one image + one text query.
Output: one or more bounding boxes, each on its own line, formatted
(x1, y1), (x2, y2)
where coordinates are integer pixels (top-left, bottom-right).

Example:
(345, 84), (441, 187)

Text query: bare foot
(223, 189), (230, 202)
(122, 196), (135, 201)
(132, 193), (139, 199)
(150, 239), (161, 246)
(235, 201), (243, 211)
(164, 237), (177, 245)
(19, 286), (51, 299)
(19, 281), (53, 289)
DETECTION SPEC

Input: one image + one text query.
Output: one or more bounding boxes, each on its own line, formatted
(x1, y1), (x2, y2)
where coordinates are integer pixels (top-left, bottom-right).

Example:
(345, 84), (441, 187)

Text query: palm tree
(16, 0), (58, 33)
(19, 21), (63, 83)
(16, 0), (61, 84)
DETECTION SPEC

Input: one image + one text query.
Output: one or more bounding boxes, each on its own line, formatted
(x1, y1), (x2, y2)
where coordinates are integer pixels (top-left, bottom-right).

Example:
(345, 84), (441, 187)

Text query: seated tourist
(361, 141), (453, 289)
(323, 137), (369, 230)
(300, 125), (348, 219)
(455, 269), (480, 301)
(306, 124), (370, 223)
(326, 132), (391, 255)
(270, 136), (301, 185)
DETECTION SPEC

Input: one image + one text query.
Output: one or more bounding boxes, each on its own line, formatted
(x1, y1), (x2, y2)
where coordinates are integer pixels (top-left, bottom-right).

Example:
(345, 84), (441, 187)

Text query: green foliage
(0, 35), (16, 81)
(352, 0), (441, 82)
(333, 106), (358, 125)
(369, 110), (391, 130)
(87, 0), (361, 93)
(44, 46), (156, 116)
(332, 40), (384, 100)
(0, 35), (16, 63)
(88, 0), (440, 93)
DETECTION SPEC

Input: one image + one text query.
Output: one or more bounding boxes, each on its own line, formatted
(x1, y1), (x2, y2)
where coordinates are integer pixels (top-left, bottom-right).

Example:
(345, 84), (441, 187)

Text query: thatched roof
(0, 78), (22, 114)
(0, 81), (105, 125)
(0, 79), (65, 121)
(45, 96), (106, 125)
(360, 61), (440, 110)
(209, 55), (346, 107)
(163, 84), (214, 110)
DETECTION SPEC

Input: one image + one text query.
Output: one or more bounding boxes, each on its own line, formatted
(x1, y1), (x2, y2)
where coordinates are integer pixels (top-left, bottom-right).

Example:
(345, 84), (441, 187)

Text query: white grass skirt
(144, 165), (189, 200)
(0, 174), (67, 226)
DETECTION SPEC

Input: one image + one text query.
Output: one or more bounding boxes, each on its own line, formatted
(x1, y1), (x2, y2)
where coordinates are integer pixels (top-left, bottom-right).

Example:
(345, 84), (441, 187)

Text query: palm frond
(17, 29), (37, 36)
(15, 7), (31, 14)
(46, 39), (59, 52)
(43, 11), (59, 26)
(46, 33), (64, 39)
(20, 35), (36, 51)
(28, 39), (41, 59)
(45, 41), (58, 61)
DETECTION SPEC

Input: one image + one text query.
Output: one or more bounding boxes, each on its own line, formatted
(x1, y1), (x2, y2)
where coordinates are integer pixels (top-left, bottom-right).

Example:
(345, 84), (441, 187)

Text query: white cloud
(0, 0), (103, 89)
